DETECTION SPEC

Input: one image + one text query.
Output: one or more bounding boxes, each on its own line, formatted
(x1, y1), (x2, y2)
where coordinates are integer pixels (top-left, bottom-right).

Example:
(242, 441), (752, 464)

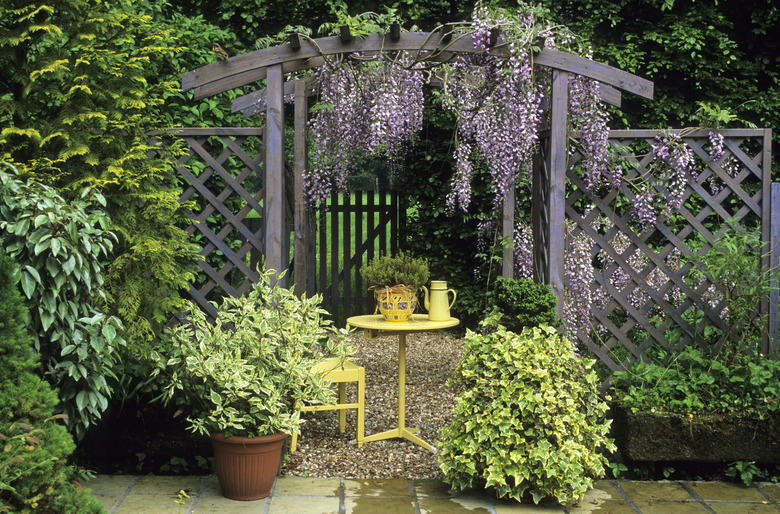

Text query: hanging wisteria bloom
(631, 131), (737, 232)
(307, 59), (372, 206)
(446, 141), (475, 212)
(629, 132), (698, 228)
(704, 130), (741, 195)
(442, 6), (546, 210)
(368, 53), (424, 165)
(306, 52), (424, 206)
(632, 184), (657, 232)
(569, 73), (616, 191)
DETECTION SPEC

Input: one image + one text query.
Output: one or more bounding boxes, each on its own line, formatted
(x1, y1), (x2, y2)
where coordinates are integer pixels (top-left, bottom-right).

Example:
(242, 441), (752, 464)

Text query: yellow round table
(346, 314), (460, 451)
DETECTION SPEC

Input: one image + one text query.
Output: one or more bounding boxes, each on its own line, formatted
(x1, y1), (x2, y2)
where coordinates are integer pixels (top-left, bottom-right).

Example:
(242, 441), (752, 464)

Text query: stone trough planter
(610, 406), (780, 463)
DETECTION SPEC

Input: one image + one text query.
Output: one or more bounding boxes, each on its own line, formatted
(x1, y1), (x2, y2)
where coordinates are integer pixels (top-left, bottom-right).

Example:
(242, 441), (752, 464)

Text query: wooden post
(761, 129), (775, 356)
(293, 79), (315, 297)
(265, 63), (286, 286)
(770, 182), (780, 358)
(547, 70), (569, 320)
(502, 182), (515, 278)
(532, 149), (544, 283)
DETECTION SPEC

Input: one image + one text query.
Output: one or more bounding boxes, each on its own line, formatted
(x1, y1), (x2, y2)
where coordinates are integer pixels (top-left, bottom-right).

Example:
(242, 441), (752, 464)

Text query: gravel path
(282, 329), (465, 479)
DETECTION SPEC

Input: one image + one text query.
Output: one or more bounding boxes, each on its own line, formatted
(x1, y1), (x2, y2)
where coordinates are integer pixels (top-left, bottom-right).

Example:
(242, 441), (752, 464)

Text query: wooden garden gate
(316, 190), (405, 322)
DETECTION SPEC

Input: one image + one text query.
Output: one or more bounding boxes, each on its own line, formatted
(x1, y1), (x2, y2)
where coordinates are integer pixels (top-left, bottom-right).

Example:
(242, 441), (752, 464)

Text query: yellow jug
(422, 280), (457, 321)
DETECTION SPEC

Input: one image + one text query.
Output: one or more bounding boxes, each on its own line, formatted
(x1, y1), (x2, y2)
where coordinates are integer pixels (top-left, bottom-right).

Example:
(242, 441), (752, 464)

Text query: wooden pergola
(180, 31), (654, 314)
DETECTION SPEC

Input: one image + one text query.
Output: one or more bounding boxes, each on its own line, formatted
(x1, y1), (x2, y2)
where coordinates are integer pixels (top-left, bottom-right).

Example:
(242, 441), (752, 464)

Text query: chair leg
(357, 366), (365, 448)
(338, 382), (346, 433)
(294, 361), (366, 451)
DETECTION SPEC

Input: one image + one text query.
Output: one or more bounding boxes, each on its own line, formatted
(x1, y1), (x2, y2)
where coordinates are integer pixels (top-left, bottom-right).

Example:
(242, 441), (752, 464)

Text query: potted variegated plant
(150, 267), (352, 500)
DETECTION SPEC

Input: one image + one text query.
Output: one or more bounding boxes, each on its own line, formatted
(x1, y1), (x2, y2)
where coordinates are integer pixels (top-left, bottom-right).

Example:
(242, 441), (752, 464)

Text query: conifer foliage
(0, 0), (200, 343)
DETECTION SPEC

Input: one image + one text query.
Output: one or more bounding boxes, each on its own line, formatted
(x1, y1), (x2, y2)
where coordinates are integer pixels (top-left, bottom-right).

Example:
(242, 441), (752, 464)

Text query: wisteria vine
(631, 130), (728, 232)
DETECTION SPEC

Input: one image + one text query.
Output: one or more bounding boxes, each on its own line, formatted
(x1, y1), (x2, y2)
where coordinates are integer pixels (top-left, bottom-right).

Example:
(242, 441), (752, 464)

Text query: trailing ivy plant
(438, 320), (614, 504)
(609, 345), (780, 421)
(0, 163), (126, 438)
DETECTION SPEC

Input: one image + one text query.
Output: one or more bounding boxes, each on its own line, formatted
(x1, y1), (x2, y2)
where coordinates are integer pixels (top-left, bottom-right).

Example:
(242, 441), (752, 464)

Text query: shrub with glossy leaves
(438, 321), (614, 504)
(0, 252), (103, 513)
(0, 164), (126, 438)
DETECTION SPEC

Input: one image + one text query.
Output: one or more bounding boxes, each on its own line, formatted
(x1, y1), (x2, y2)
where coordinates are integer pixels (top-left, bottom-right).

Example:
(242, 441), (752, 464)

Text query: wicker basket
(374, 288), (418, 321)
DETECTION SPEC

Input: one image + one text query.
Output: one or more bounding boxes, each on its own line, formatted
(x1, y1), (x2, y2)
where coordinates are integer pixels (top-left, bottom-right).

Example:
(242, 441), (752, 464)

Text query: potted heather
(359, 251), (429, 321)
(150, 267), (352, 500)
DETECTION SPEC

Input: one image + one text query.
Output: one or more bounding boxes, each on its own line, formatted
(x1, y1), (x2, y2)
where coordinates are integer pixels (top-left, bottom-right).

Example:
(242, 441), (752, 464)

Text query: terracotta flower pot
(210, 432), (287, 500)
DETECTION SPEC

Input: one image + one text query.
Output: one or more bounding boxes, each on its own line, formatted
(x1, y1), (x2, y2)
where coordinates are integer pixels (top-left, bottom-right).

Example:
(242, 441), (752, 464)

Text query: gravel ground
(282, 329), (466, 479)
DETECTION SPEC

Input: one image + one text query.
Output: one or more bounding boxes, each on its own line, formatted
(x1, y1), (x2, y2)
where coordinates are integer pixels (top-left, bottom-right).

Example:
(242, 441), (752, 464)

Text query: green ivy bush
(438, 321), (614, 504)
(484, 277), (561, 333)
(0, 164), (126, 438)
(0, 252), (103, 513)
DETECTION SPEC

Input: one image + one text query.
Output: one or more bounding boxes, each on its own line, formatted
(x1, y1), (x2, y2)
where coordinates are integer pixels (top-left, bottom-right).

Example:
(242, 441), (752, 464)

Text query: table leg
(363, 332), (432, 451)
(398, 331), (406, 432)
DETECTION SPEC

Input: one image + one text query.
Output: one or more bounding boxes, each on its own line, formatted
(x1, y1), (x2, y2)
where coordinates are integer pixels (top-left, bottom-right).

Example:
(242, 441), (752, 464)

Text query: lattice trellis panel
(565, 129), (771, 378)
(172, 128), (266, 319)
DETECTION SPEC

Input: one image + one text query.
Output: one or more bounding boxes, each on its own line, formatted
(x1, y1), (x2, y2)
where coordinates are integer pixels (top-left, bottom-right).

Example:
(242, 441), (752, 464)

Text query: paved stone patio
(85, 475), (780, 513)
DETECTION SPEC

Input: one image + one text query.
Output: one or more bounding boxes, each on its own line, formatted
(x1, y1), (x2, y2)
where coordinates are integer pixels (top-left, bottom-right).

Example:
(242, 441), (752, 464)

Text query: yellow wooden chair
(291, 357), (365, 452)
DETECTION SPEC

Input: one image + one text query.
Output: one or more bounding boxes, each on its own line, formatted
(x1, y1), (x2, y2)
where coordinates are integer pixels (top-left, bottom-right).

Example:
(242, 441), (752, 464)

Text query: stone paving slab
(84, 475), (780, 513)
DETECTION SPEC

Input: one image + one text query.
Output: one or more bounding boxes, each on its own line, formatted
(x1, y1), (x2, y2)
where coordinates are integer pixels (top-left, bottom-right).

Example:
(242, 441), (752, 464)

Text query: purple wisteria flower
(306, 52), (424, 206)
(570, 74), (615, 191)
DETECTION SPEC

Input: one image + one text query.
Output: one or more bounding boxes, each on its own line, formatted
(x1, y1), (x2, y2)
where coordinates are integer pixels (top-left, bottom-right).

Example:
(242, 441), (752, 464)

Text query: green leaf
(50, 237), (61, 257)
(40, 308), (54, 332)
(21, 271), (36, 299)
(45, 256), (59, 277)
(101, 323), (116, 341)
(42, 289), (56, 312)
(76, 391), (88, 411)
(13, 218), (30, 236)
(69, 221), (79, 242)
(63, 255), (76, 274)
(91, 337), (105, 353)
(33, 236), (51, 255)
(24, 265), (41, 284)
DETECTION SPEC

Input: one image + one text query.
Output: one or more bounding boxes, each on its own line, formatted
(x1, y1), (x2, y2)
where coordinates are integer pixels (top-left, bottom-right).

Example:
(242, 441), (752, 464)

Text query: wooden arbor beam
(182, 32), (653, 101)
(265, 64), (286, 285)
